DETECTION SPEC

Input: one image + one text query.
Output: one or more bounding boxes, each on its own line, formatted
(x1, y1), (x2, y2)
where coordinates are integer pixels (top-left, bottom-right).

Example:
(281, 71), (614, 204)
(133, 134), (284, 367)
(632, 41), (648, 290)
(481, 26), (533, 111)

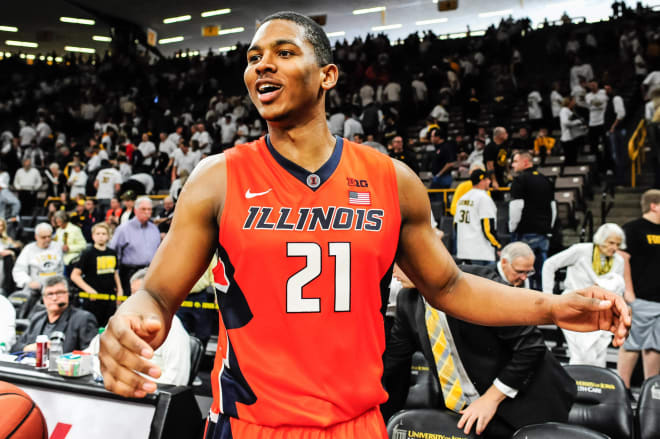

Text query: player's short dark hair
(260, 11), (333, 66)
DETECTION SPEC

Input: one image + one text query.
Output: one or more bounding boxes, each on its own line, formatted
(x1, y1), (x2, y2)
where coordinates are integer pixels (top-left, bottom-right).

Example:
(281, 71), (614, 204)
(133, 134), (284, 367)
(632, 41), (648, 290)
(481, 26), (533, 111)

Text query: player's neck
(267, 116), (336, 173)
(94, 243), (107, 251)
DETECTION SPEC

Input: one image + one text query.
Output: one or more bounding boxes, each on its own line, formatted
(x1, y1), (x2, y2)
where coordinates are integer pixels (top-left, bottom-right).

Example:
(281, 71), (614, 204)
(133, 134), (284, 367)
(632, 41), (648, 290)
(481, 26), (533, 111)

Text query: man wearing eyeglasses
(384, 242), (576, 438)
(12, 274), (98, 353)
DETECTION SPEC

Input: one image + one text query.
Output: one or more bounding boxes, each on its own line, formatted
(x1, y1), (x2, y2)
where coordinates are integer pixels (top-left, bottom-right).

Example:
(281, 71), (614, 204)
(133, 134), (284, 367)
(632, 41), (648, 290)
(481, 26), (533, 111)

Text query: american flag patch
(348, 191), (371, 205)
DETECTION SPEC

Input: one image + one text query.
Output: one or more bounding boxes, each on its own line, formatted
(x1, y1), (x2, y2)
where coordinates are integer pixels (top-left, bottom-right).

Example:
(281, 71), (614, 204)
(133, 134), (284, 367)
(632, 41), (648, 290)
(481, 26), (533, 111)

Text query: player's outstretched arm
(100, 154), (226, 398)
(392, 159), (631, 342)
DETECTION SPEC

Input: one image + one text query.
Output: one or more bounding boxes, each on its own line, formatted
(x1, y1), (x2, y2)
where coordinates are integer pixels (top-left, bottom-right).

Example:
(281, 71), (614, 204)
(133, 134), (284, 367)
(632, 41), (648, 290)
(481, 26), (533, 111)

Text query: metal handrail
(628, 119), (647, 187)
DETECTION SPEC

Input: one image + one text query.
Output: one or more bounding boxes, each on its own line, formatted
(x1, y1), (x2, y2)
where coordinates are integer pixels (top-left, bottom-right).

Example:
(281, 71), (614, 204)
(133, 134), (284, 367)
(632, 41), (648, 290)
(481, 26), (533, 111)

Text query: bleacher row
(388, 355), (660, 439)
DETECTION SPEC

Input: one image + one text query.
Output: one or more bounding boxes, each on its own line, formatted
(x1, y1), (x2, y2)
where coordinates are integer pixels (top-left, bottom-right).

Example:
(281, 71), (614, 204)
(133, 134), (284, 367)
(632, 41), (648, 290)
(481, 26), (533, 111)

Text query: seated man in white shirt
(87, 268), (191, 386)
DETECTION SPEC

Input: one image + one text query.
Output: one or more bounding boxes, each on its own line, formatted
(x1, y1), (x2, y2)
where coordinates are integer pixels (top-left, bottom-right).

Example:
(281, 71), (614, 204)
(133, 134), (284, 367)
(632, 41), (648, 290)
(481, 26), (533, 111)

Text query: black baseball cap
(470, 169), (488, 185)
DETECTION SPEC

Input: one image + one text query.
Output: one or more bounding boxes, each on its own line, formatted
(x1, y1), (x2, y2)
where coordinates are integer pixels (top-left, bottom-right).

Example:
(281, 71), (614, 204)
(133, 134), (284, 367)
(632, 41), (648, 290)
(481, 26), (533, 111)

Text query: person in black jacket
(509, 150), (555, 290)
(12, 274), (98, 353)
(383, 244), (576, 438)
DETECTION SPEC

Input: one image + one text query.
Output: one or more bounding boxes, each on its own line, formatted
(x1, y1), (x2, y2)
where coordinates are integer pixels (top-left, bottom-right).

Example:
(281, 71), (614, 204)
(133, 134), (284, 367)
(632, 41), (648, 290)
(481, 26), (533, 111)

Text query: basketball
(0, 380), (48, 439)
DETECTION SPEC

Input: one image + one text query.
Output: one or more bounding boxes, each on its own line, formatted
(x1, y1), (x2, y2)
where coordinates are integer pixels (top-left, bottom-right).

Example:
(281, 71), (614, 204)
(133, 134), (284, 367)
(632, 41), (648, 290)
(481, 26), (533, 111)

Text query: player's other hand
(551, 285), (631, 346)
(99, 309), (165, 398)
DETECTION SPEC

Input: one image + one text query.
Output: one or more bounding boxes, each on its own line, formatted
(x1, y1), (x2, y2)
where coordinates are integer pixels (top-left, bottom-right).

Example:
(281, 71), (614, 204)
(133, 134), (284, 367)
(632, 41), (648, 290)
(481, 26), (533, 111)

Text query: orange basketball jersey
(209, 136), (401, 430)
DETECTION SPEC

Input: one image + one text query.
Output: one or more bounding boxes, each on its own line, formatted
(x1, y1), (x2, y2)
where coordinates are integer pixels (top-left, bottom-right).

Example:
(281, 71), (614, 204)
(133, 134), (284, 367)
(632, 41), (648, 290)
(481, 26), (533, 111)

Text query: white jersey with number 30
(454, 188), (497, 261)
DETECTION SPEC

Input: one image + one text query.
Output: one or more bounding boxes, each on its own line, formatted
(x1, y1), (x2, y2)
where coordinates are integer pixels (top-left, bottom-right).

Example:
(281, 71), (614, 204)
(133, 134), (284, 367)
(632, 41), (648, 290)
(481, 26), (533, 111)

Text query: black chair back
(404, 351), (439, 409)
(512, 422), (610, 438)
(564, 365), (633, 439)
(188, 335), (204, 386)
(637, 375), (660, 439)
(387, 409), (478, 439)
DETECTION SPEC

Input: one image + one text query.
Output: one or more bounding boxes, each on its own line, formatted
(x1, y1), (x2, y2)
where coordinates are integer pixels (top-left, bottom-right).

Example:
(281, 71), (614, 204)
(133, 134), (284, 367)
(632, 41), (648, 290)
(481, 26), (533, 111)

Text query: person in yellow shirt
(533, 128), (556, 158)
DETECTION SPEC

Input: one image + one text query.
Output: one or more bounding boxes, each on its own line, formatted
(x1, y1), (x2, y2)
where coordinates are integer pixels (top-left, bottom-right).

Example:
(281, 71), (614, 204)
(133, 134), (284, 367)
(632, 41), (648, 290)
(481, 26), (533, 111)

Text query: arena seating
(386, 409), (478, 439)
(564, 365), (634, 439)
(636, 375), (660, 439)
(187, 336), (204, 387)
(403, 351), (440, 410)
(511, 422), (610, 438)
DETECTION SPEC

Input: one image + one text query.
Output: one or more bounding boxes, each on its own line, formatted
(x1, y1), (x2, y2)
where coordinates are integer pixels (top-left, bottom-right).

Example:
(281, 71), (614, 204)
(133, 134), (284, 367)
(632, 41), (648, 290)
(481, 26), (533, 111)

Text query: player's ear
(320, 63), (338, 91)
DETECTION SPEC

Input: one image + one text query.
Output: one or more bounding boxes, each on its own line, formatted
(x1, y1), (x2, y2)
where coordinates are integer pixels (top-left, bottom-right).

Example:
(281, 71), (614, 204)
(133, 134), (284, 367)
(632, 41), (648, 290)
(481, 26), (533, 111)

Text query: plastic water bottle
(49, 339), (63, 372)
(0, 342), (7, 354)
(93, 327), (105, 383)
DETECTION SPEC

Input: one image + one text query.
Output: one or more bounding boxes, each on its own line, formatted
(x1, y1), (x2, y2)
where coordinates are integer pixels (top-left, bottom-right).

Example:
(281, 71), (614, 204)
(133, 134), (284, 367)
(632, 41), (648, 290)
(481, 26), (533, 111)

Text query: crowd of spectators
(0, 6), (660, 417)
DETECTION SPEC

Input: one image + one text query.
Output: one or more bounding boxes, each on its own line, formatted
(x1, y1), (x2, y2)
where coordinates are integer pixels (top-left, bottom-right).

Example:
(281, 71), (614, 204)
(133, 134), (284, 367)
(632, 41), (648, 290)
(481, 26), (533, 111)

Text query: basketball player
(99, 12), (630, 438)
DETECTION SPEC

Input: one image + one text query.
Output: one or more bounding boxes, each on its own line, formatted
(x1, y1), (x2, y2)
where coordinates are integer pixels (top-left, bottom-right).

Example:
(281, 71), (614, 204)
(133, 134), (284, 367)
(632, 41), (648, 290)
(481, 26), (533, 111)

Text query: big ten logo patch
(575, 380), (616, 394)
(346, 177), (368, 188)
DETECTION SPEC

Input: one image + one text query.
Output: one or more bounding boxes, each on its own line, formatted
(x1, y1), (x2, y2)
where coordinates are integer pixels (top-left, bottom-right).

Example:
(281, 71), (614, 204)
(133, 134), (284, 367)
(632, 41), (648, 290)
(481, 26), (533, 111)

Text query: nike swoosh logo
(245, 188), (272, 199)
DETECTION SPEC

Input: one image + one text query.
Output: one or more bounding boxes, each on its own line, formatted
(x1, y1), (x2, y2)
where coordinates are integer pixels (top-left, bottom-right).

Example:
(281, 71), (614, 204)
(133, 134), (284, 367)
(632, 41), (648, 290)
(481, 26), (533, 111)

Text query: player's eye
(248, 54), (261, 63)
(279, 50), (292, 57)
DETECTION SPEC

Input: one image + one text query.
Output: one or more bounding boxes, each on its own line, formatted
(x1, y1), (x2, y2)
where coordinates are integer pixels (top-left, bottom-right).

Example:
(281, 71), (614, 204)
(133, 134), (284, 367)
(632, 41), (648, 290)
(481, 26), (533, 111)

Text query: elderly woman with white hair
(542, 223), (626, 366)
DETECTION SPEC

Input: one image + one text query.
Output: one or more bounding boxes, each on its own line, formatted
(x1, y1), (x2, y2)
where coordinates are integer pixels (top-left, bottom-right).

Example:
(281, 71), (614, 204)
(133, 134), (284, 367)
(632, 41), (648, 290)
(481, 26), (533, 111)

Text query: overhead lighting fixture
(218, 45), (237, 52)
(478, 9), (513, 18)
(6, 40), (38, 48)
(416, 18), (448, 25)
(60, 17), (95, 25)
(372, 24), (402, 31)
(39, 55), (45, 60)
(217, 26), (244, 36)
(4, 52), (10, 57)
(92, 35), (112, 42)
(47, 56), (53, 61)
(0, 26), (18, 32)
(163, 15), (191, 24)
(471, 30), (486, 36)
(449, 32), (467, 39)
(55, 56), (63, 62)
(65, 46), (96, 53)
(353, 6), (386, 15)
(326, 31), (346, 37)
(26, 54), (35, 60)
(201, 8), (231, 17)
(158, 36), (184, 44)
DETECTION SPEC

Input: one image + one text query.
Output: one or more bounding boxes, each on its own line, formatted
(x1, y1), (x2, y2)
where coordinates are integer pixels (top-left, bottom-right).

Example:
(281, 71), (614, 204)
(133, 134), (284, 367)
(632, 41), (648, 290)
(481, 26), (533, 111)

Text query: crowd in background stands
(0, 6), (659, 295)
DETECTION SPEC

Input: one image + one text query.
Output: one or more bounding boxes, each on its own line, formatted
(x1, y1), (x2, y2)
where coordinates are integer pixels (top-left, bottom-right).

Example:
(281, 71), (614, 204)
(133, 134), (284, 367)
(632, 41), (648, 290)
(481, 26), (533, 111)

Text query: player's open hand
(99, 310), (165, 398)
(551, 286), (631, 346)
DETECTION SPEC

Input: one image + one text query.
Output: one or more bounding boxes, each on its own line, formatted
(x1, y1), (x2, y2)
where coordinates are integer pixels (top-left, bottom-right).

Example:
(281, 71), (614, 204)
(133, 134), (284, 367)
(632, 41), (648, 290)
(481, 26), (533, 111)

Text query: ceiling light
(93, 35), (112, 42)
(65, 46), (95, 53)
(449, 32), (467, 39)
(5, 40), (38, 48)
(0, 26), (18, 32)
(416, 18), (448, 25)
(217, 27), (244, 36)
(478, 9), (513, 18)
(201, 8), (231, 18)
(19, 53), (25, 59)
(163, 15), (191, 24)
(326, 31), (346, 37)
(353, 6), (386, 15)
(372, 24), (402, 31)
(47, 56), (53, 61)
(159, 36), (184, 44)
(55, 57), (63, 62)
(218, 45), (237, 52)
(471, 30), (486, 36)
(60, 17), (95, 25)
(4, 52), (10, 57)
(26, 54), (35, 60)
